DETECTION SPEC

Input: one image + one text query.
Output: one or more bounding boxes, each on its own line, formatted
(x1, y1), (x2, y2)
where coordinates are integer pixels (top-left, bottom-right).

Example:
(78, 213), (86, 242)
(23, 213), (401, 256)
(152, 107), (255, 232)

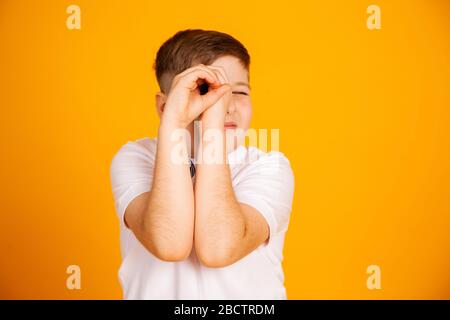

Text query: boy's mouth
(224, 122), (237, 129)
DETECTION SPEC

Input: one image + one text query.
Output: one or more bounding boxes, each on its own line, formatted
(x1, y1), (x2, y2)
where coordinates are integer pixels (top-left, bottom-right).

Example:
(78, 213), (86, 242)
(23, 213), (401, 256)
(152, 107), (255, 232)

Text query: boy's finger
(207, 65), (230, 84)
(192, 84), (231, 114)
(172, 67), (219, 91)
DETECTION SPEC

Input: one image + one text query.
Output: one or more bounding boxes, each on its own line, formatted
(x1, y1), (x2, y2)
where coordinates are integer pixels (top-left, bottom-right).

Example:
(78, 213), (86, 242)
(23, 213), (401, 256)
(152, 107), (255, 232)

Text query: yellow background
(1, 0), (449, 299)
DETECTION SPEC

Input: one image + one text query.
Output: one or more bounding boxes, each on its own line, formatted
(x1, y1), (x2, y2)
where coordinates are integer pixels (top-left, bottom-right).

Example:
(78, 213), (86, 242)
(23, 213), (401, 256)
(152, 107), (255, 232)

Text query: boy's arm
(124, 66), (231, 262)
(124, 119), (194, 262)
(194, 149), (270, 268)
(194, 118), (270, 268)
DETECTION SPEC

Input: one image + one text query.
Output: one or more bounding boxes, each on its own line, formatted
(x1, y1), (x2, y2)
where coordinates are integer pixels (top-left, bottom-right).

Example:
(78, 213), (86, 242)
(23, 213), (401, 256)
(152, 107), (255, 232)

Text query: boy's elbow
(151, 242), (192, 262)
(138, 229), (193, 262)
(197, 256), (229, 268)
(155, 249), (191, 262)
(195, 244), (235, 268)
(138, 210), (193, 262)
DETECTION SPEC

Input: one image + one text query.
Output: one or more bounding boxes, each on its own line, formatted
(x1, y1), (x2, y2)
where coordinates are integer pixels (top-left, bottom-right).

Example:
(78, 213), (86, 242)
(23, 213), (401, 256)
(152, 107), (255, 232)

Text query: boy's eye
(232, 91), (249, 96)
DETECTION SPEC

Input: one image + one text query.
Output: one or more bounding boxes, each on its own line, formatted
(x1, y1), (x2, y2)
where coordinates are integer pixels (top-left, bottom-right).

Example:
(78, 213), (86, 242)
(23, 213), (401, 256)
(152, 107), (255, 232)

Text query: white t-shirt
(110, 137), (295, 299)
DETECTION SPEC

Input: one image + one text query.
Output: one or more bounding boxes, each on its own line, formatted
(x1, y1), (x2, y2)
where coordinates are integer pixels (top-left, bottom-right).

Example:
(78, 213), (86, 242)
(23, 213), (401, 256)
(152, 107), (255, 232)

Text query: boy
(110, 29), (294, 299)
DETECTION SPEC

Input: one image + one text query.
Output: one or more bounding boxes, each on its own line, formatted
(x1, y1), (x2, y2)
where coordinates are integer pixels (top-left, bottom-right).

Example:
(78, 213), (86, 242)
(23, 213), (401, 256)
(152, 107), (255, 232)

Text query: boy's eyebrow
(232, 81), (251, 90)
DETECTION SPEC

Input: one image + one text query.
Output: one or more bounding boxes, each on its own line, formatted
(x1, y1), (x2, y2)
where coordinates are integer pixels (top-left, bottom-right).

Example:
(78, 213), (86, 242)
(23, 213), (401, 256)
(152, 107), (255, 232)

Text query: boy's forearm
(144, 118), (195, 260)
(194, 127), (246, 267)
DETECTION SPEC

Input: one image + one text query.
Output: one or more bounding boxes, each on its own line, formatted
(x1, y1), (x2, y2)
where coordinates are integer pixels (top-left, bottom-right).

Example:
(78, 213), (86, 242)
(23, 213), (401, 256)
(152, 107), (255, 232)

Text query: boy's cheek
(239, 105), (253, 129)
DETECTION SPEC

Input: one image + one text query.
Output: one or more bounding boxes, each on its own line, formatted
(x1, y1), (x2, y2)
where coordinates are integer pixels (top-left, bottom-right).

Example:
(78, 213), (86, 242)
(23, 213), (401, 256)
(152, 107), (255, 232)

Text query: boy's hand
(199, 66), (232, 128)
(162, 64), (231, 128)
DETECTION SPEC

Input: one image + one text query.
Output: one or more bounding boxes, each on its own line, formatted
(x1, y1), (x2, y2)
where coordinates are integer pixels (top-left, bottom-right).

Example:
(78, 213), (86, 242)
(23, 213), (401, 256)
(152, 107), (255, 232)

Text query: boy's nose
(227, 100), (237, 114)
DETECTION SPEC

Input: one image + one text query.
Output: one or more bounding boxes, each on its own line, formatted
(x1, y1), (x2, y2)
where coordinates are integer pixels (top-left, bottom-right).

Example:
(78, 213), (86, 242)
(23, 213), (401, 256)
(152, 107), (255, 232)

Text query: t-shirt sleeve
(109, 141), (155, 227)
(233, 151), (295, 246)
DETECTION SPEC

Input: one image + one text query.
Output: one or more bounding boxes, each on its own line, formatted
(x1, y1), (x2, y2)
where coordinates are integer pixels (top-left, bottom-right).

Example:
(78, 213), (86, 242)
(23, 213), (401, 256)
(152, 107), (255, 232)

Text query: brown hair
(153, 29), (250, 93)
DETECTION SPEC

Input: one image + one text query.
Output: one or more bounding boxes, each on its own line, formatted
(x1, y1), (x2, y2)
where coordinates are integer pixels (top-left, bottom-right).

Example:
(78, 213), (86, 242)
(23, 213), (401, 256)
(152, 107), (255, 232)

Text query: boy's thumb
(201, 84), (231, 108)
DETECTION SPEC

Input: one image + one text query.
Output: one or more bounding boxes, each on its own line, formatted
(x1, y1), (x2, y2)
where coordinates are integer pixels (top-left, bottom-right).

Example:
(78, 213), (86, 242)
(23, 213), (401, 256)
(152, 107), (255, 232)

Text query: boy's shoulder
(134, 136), (158, 152)
(111, 137), (157, 166)
(118, 137), (157, 153)
(240, 145), (292, 166)
(230, 145), (293, 177)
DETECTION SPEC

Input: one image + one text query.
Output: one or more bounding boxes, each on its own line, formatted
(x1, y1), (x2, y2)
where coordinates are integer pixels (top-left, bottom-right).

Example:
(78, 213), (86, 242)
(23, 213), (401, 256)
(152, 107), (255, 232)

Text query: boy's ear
(155, 92), (167, 118)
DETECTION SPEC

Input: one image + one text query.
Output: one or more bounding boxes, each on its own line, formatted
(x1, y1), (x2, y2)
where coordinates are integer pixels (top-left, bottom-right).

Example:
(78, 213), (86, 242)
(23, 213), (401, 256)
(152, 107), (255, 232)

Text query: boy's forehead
(161, 56), (250, 93)
(209, 56), (249, 84)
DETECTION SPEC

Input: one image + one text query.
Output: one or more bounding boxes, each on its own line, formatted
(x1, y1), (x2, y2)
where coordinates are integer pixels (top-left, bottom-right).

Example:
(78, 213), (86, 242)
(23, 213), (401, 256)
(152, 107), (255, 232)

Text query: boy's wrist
(160, 113), (187, 129)
(201, 114), (225, 130)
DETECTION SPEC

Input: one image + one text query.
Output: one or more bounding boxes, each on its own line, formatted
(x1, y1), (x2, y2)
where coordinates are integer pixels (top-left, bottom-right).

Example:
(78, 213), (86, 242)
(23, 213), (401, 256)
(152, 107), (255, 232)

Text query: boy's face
(207, 55), (252, 134)
(156, 55), (252, 153)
